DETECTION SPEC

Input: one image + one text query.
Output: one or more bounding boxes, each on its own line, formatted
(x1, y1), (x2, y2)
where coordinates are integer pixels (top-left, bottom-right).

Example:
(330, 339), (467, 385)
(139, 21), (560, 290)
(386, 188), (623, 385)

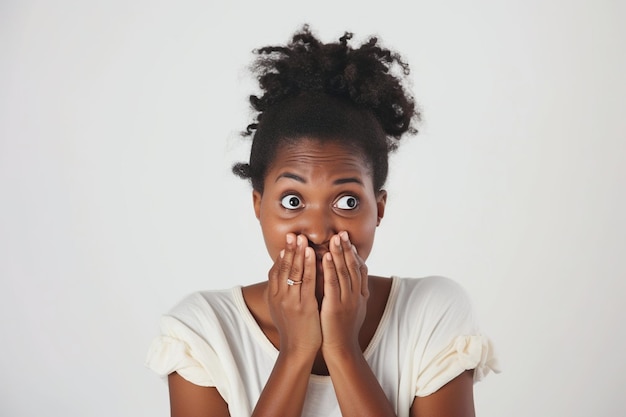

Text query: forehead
(268, 138), (372, 178)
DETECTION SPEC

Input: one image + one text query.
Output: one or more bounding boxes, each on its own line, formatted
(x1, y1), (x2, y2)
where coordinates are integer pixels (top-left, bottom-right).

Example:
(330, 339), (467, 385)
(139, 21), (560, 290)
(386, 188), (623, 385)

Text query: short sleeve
(410, 277), (500, 397)
(144, 315), (229, 398)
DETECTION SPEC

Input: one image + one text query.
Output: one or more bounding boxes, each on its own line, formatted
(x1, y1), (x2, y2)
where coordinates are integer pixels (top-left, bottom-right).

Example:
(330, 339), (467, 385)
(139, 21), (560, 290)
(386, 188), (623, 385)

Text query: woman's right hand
(252, 234), (320, 416)
(267, 233), (322, 356)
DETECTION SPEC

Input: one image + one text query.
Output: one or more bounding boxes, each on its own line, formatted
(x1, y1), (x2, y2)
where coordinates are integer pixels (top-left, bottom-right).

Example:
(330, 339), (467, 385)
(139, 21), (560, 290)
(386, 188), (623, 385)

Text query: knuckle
(268, 266), (279, 281)
(279, 298), (291, 309)
(347, 258), (360, 272)
(278, 260), (292, 275)
(282, 300), (304, 314)
(336, 265), (349, 278)
(326, 275), (340, 287)
(288, 263), (303, 278)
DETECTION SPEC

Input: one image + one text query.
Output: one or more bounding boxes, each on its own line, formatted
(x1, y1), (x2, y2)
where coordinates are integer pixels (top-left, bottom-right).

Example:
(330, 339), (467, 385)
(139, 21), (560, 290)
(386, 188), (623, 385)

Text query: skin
(168, 138), (476, 417)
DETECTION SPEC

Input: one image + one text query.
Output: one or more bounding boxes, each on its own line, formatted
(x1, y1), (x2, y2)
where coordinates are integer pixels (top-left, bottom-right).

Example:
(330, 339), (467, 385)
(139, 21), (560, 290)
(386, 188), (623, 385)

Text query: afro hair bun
(245, 24), (420, 143)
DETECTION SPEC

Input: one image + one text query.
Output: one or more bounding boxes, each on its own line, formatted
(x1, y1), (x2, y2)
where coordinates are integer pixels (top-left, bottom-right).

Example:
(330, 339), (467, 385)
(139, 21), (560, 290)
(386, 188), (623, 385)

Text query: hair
(232, 24), (420, 193)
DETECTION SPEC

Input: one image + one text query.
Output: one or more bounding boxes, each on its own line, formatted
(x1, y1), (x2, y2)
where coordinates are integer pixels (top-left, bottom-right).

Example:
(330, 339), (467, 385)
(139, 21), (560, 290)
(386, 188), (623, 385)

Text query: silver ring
(286, 278), (303, 286)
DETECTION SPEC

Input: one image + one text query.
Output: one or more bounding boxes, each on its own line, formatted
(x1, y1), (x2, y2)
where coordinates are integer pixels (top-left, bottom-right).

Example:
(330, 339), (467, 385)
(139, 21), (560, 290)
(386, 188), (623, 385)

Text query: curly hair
(232, 24), (420, 193)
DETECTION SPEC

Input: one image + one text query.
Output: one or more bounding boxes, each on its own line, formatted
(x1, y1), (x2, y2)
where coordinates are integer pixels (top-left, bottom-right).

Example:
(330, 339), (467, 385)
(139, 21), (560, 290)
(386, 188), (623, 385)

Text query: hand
(320, 231), (369, 354)
(267, 233), (322, 355)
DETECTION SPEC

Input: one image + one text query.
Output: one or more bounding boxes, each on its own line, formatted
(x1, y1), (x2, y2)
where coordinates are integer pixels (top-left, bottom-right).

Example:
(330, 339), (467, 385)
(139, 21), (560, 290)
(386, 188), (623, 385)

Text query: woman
(146, 25), (498, 417)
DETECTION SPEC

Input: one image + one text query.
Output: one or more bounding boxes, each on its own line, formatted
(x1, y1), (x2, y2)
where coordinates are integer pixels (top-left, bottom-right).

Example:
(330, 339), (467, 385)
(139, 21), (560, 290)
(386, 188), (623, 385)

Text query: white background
(1, 0), (625, 416)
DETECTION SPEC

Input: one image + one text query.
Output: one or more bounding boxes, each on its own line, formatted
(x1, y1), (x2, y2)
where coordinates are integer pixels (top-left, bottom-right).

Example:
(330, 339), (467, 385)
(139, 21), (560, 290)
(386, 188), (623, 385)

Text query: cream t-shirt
(145, 276), (499, 417)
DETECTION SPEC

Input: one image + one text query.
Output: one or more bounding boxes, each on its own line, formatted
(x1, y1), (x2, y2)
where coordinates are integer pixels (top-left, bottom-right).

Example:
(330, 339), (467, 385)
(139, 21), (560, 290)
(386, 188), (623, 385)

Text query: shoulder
(392, 276), (478, 334)
(164, 287), (244, 334)
(170, 287), (239, 312)
(394, 276), (473, 309)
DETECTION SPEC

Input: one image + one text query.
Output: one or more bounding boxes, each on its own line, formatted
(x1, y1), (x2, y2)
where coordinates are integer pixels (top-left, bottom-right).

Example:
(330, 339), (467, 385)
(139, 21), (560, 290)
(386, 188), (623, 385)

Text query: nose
(299, 206), (336, 246)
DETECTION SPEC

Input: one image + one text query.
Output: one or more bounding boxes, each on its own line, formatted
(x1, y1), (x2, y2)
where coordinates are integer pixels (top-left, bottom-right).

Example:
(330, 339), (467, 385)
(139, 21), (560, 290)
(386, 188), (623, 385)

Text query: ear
(376, 189), (387, 226)
(252, 190), (262, 220)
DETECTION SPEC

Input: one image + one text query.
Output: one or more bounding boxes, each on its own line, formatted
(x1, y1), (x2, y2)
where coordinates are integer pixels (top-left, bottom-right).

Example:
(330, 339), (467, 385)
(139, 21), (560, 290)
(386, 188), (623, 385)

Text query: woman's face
(253, 138), (386, 289)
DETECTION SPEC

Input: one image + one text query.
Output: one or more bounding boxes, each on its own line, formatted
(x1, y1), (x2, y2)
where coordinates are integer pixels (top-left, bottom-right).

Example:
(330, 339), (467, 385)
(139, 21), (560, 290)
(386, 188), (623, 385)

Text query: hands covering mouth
(266, 231), (369, 356)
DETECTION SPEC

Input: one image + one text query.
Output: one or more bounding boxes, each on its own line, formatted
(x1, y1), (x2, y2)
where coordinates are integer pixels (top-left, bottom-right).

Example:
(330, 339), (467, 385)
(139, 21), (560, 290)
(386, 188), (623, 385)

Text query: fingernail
(325, 252), (332, 262)
(305, 247), (312, 258)
(297, 235), (303, 247)
(333, 235), (341, 247)
(280, 249), (285, 258)
(286, 234), (294, 244)
(340, 231), (349, 242)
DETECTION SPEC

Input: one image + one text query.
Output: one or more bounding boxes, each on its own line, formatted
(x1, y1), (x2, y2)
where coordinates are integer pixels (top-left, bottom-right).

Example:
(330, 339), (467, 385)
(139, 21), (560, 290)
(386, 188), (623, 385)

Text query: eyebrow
(275, 172), (364, 186)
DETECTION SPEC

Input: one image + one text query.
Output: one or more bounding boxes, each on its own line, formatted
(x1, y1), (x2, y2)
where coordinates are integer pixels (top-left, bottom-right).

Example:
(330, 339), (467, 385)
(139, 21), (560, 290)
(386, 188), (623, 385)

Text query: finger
(299, 236), (315, 301)
(276, 233), (297, 294)
(268, 249), (285, 296)
(323, 251), (340, 302)
(285, 234), (306, 294)
(339, 231), (363, 297)
(300, 246), (316, 303)
(330, 234), (351, 297)
(354, 246), (370, 298)
(347, 239), (369, 298)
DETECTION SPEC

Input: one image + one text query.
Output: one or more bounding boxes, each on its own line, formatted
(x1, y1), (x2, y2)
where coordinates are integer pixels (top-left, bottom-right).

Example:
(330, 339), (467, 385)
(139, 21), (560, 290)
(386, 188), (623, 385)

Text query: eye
(280, 194), (303, 210)
(335, 195), (359, 210)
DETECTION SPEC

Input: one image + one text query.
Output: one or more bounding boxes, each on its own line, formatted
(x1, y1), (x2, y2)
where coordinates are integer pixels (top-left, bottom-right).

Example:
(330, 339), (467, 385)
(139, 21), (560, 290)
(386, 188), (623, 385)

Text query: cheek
(259, 213), (292, 257)
(349, 222), (378, 261)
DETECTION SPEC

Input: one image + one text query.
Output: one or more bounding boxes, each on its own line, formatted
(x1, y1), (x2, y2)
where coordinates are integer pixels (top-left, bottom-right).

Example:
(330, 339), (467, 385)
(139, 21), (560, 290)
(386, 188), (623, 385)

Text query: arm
(167, 363), (477, 417)
(410, 370), (475, 417)
(251, 233), (322, 417)
(168, 372), (229, 417)
(250, 348), (316, 416)
(321, 233), (477, 417)
(168, 234), (320, 417)
(323, 346), (396, 416)
(320, 232), (396, 417)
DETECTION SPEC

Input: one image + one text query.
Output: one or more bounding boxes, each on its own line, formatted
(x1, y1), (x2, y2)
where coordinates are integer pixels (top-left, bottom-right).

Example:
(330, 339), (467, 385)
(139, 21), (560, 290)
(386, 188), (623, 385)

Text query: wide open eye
(335, 195), (359, 210)
(280, 194), (303, 210)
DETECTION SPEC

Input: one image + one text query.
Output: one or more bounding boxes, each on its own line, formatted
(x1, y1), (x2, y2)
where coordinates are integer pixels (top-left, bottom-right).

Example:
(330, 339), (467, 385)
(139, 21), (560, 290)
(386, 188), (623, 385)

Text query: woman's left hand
(319, 231), (369, 354)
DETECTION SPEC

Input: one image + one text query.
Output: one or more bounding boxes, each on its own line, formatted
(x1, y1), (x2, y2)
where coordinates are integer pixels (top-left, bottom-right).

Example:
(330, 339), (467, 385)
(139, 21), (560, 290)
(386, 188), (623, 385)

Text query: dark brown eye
(281, 194), (302, 210)
(335, 195), (359, 210)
